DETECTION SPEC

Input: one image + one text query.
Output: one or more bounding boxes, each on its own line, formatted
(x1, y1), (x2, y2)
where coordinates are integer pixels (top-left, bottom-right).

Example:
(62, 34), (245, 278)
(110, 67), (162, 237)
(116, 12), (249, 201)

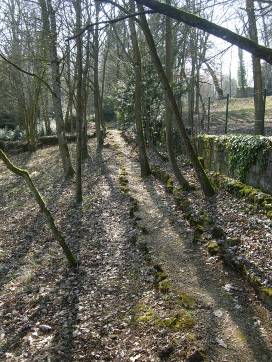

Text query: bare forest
(0, 0), (272, 361)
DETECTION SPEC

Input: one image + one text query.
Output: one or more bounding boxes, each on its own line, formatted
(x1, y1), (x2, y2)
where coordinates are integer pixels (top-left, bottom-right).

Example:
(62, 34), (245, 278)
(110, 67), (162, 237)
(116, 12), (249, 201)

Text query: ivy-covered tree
(237, 48), (248, 96)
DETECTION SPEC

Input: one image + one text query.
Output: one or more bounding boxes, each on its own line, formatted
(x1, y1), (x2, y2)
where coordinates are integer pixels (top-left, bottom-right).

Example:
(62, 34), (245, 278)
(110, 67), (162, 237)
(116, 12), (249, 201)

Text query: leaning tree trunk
(246, 0), (264, 135)
(165, 0), (190, 190)
(0, 149), (77, 267)
(39, 0), (74, 179)
(128, 0), (151, 177)
(205, 62), (224, 99)
(138, 7), (215, 197)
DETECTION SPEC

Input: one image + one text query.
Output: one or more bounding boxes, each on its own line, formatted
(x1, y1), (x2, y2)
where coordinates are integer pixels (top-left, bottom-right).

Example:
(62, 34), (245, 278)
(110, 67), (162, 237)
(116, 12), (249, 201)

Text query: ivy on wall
(227, 135), (271, 181)
(198, 134), (272, 182)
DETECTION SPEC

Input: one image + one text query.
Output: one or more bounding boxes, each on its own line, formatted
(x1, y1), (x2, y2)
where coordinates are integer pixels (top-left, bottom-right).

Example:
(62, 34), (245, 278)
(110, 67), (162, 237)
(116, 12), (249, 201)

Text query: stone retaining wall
(196, 134), (272, 194)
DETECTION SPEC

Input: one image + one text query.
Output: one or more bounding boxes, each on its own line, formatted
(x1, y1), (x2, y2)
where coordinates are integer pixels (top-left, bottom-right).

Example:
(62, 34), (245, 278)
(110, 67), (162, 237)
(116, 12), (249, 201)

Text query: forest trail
(108, 129), (272, 362)
(0, 129), (272, 361)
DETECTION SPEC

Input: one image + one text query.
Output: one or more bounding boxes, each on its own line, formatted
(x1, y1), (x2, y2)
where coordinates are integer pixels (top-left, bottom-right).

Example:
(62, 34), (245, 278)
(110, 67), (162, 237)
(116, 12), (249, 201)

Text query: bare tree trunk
(41, 88), (52, 135)
(128, 0), (151, 177)
(75, 0), (83, 203)
(39, 0), (74, 179)
(165, 0), (190, 190)
(64, 41), (75, 134)
(246, 0), (264, 135)
(138, 7), (215, 197)
(81, 29), (91, 159)
(94, 1), (103, 150)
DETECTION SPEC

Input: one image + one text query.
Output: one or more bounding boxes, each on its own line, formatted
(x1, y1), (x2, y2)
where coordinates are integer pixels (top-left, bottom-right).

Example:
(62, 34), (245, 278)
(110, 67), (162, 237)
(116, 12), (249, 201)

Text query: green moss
(200, 212), (214, 226)
(193, 225), (204, 243)
(166, 176), (174, 193)
(260, 287), (272, 297)
(210, 172), (272, 215)
(177, 292), (196, 309)
(200, 135), (271, 181)
(207, 241), (220, 255)
(158, 279), (172, 293)
(151, 164), (170, 184)
(263, 203), (272, 211)
(260, 287), (272, 307)
(136, 306), (155, 323)
(156, 311), (195, 330)
(267, 211), (272, 219)
(155, 271), (168, 283)
(119, 165), (129, 194)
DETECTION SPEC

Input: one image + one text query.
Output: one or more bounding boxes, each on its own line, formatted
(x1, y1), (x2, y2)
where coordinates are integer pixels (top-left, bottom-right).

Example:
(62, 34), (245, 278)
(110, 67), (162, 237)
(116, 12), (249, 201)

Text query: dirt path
(0, 129), (271, 361)
(108, 129), (272, 362)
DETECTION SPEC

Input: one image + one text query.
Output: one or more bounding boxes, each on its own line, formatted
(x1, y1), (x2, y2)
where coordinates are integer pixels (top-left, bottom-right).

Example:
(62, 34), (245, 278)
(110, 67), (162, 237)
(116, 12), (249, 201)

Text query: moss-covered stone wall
(196, 134), (272, 194)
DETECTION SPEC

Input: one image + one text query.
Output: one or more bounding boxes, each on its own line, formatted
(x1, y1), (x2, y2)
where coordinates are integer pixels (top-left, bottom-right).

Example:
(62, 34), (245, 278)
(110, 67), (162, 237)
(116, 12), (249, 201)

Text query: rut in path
(109, 129), (272, 362)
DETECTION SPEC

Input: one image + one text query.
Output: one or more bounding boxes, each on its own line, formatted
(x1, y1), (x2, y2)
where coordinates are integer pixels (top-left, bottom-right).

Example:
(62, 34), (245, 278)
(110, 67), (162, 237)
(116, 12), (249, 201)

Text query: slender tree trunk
(94, 1), (103, 150)
(64, 41), (75, 134)
(40, 0), (74, 179)
(165, 0), (190, 189)
(75, 0), (83, 203)
(81, 29), (91, 159)
(246, 0), (264, 135)
(128, 0), (151, 177)
(138, 7), (215, 197)
(41, 88), (52, 135)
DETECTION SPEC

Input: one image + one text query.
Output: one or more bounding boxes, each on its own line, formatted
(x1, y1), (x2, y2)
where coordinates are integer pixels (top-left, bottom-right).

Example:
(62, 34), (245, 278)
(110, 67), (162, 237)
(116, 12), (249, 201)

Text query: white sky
(204, 0), (255, 84)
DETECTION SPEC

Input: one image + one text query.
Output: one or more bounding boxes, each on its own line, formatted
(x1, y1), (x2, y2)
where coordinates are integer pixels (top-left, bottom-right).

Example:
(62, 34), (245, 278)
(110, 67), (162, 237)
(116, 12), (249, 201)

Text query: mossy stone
(155, 270), (168, 283)
(178, 292), (196, 309)
(207, 241), (220, 255)
(260, 287), (272, 307)
(158, 279), (172, 293)
(166, 177), (174, 193)
(135, 304), (155, 324)
(156, 311), (195, 330)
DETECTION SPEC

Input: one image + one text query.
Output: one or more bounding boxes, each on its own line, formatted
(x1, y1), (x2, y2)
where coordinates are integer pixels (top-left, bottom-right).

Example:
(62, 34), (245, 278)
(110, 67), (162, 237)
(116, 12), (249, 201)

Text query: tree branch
(67, 10), (155, 41)
(0, 52), (57, 98)
(135, 0), (272, 64)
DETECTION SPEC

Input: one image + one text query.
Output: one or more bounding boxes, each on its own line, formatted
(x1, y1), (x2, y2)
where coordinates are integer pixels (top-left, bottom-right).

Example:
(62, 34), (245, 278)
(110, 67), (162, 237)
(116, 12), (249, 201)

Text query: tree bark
(165, 0), (190, 190)
(246, 0), (264, 135)
(39, 0), (74, 179)
(81, 29), (91, 160)
(128, 0), (151, 177)
(138, 7), (215, 197)
(94, 1), (103, 150)
(75, 0), (83, 203)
